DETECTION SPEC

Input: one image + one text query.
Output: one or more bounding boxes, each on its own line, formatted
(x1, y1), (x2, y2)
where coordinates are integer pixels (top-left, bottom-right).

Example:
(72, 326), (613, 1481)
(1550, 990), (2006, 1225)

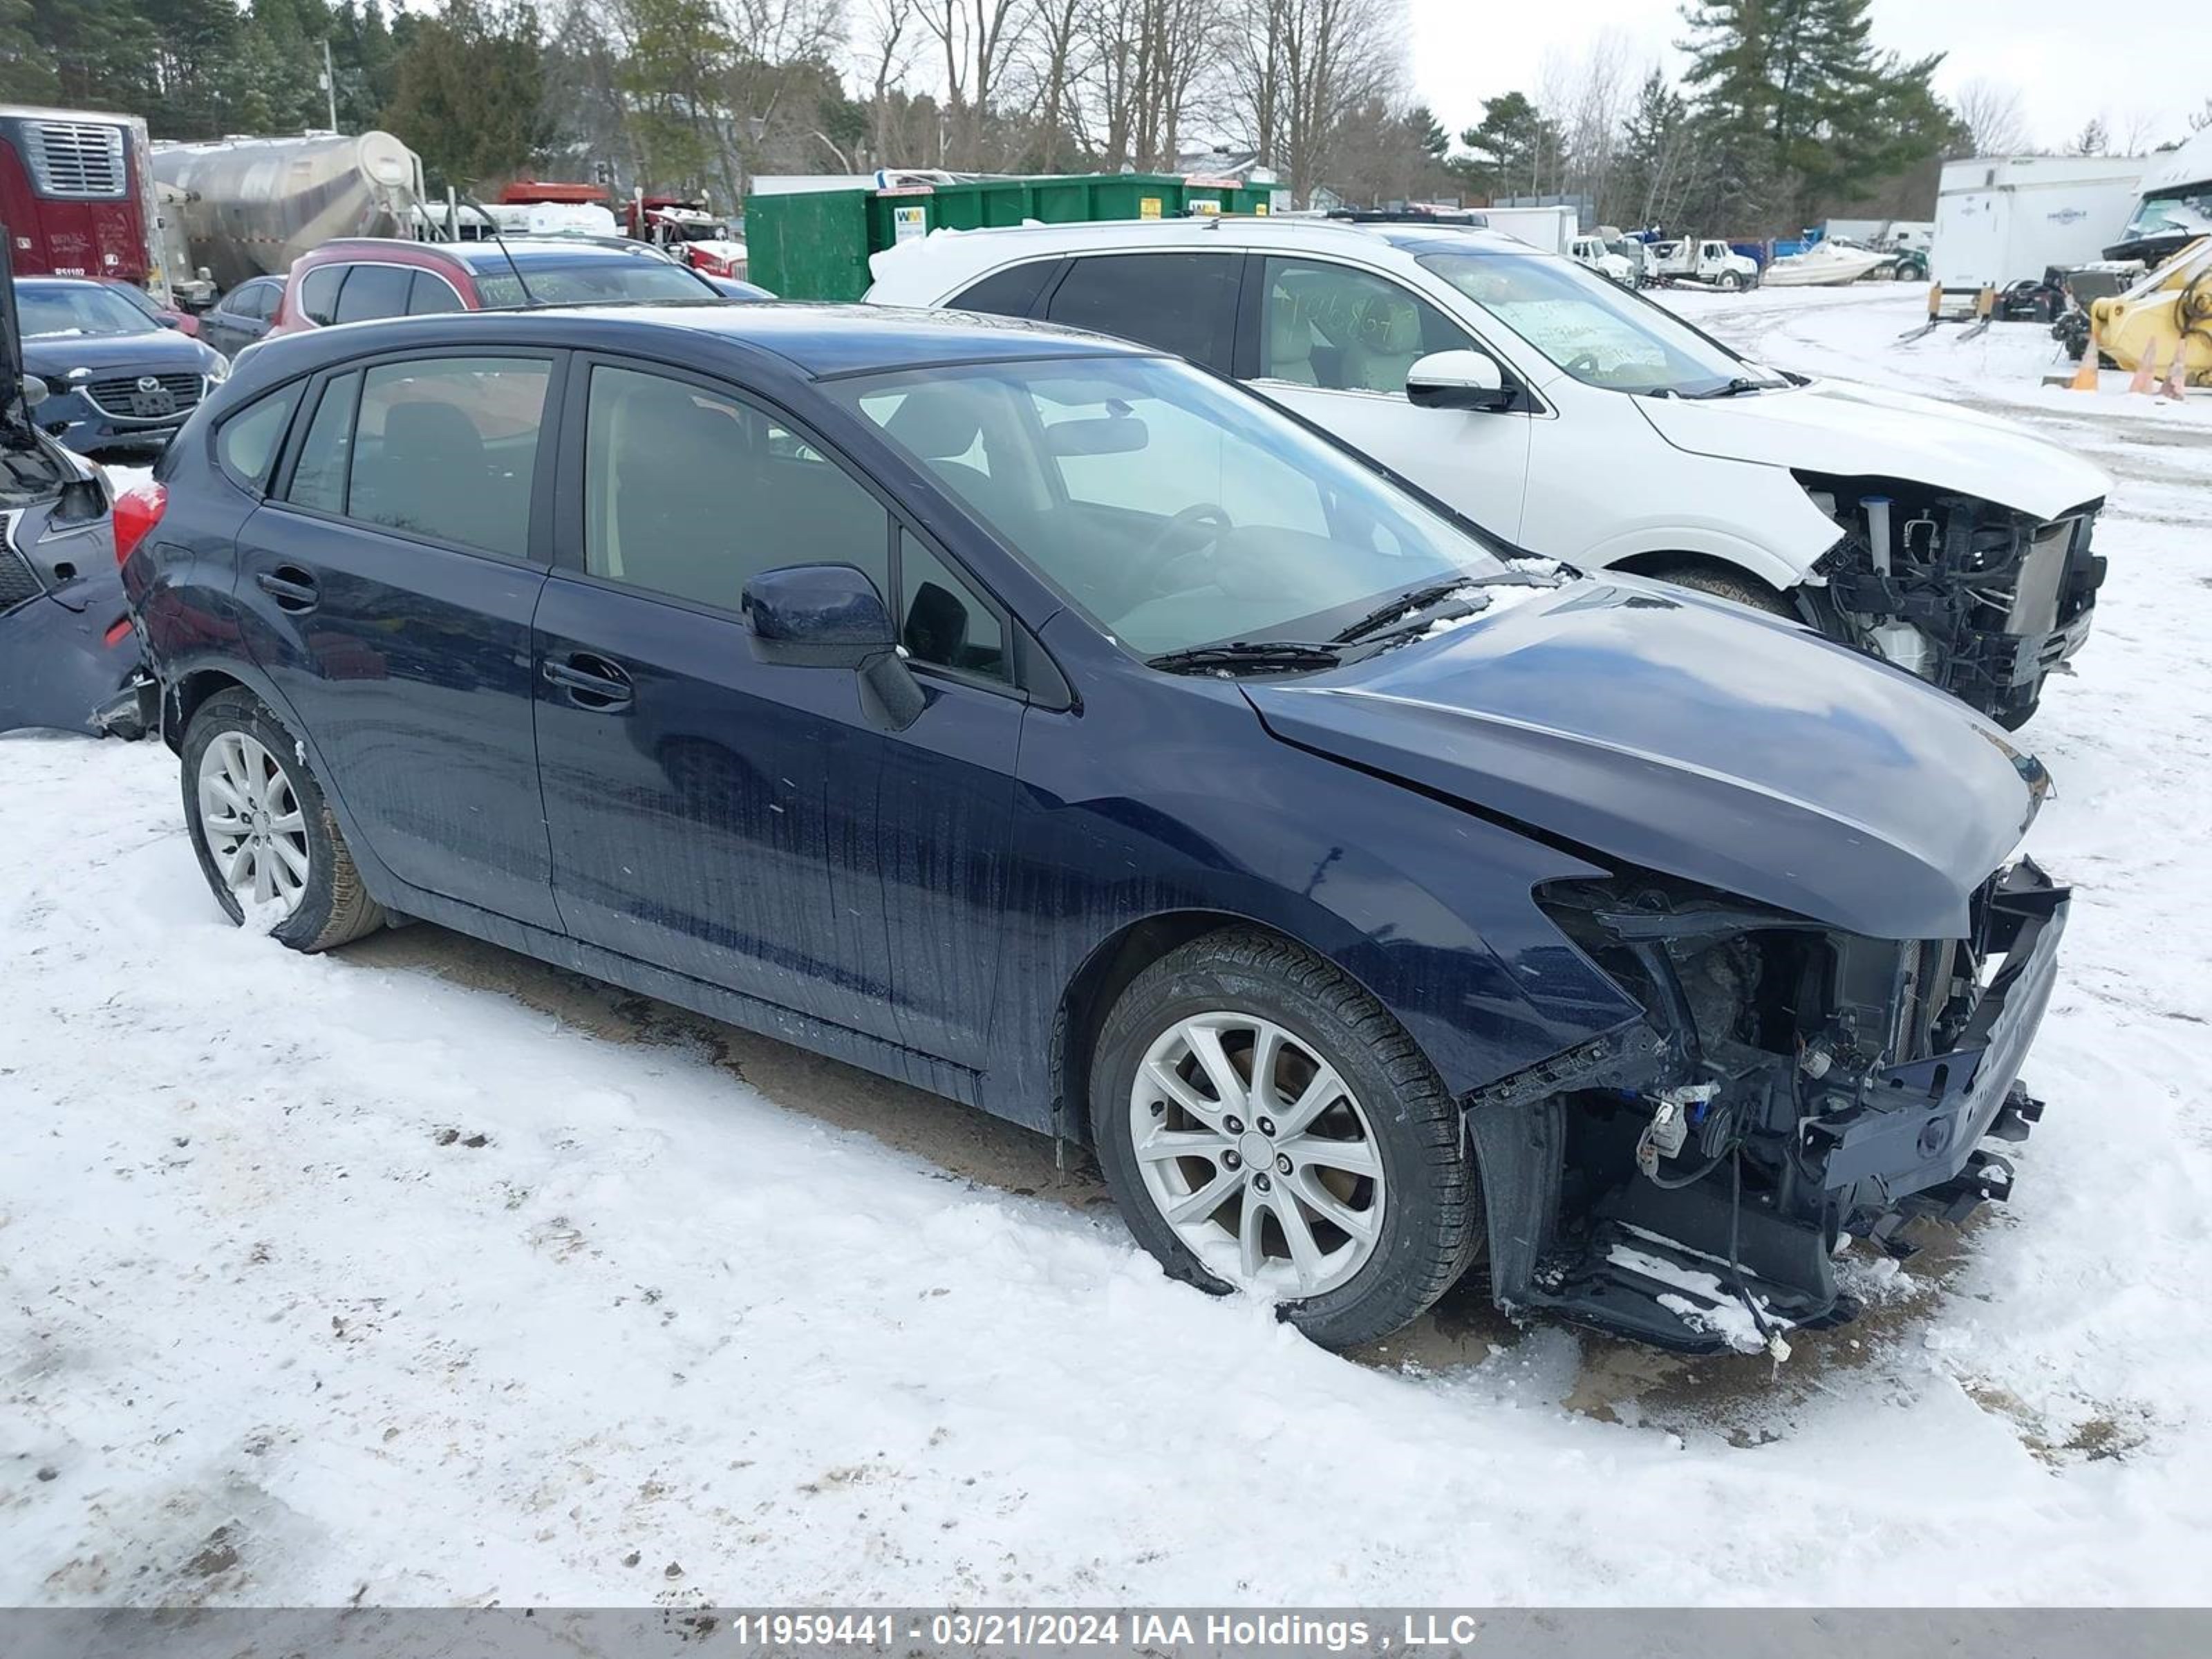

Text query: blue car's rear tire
(1091, 928), (1483, 1349)
(180, 686), (384, 953)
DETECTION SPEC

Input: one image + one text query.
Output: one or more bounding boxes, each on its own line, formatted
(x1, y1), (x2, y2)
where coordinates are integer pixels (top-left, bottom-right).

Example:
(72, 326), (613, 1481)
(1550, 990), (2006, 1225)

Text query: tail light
(113, 482), (167, 565)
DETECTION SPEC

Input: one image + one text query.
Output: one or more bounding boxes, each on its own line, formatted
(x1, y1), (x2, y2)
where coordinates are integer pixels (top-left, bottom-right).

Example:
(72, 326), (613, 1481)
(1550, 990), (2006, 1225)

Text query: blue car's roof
(242, 299), (1153, 382)
(543, 301), (1153, 377)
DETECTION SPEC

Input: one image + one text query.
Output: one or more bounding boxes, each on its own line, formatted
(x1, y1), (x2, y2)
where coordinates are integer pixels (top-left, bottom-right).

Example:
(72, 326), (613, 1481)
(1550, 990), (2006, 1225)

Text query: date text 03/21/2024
(711, 1612), (1503, 1649)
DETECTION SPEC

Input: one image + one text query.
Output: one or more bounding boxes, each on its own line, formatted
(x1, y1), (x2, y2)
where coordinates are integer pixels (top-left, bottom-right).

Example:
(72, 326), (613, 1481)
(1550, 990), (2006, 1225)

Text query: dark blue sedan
(118, 303), (2069, 1351)
(17, 277), (230, 458)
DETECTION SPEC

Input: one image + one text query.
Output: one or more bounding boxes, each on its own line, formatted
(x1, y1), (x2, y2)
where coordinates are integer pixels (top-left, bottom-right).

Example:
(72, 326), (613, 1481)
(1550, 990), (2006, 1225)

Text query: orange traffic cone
(2126, 342), (2161, 395)
(2159, 343), (2189, 401)
(2068, 317), (2101, 392)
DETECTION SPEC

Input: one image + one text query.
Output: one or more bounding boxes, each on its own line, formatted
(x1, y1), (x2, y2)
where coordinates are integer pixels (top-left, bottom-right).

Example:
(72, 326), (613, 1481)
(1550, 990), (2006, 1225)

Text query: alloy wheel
(1127, 1011), (1385, 1299)
(197, 730), (310, 917)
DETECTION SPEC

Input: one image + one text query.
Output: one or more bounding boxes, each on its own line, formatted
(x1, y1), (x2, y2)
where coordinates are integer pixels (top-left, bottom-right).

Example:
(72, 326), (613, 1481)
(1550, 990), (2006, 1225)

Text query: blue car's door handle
(255, 568), (318, 612)
(543, 653), (634, 711)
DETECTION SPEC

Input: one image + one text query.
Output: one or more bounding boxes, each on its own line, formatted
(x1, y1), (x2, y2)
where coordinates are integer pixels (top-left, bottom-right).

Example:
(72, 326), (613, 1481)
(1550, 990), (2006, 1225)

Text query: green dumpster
(747, 172), (1278, 301)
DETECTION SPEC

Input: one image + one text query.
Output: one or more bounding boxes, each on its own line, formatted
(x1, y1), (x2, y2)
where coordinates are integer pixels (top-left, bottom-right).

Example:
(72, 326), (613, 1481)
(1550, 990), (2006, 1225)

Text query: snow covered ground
(4, 287), (2210, 1607)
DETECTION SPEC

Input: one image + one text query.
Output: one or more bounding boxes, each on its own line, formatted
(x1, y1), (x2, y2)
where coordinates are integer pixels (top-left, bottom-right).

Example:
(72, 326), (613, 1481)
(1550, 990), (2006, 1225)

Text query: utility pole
(321, 39), (339, 132)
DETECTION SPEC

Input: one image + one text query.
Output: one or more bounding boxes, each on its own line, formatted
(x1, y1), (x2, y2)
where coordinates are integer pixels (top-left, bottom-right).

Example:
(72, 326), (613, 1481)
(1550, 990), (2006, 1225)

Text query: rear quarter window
(214, 382), (306, 493)
(950, 261), (1059, 318)
(299, 265), (346, 326)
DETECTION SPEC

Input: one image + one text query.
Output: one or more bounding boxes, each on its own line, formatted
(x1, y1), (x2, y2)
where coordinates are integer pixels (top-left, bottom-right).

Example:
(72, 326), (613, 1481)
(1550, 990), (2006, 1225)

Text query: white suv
(866, 217), (2110, 727)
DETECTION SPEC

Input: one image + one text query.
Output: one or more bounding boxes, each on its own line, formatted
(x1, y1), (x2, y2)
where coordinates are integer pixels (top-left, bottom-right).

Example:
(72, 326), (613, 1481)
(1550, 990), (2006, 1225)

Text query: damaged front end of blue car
(1463, 857), (2068, 1356)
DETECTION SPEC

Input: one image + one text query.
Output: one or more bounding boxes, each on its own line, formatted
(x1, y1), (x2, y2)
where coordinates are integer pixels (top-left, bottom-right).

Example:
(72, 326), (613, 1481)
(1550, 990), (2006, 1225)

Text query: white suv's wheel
(1091, 929), (1483, 1349)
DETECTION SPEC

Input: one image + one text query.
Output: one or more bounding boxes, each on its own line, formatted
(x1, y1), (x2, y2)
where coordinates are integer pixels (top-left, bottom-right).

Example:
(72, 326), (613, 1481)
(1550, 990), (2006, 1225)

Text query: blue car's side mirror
(743, 563), (923, 730)
(743, 563), (897, 666)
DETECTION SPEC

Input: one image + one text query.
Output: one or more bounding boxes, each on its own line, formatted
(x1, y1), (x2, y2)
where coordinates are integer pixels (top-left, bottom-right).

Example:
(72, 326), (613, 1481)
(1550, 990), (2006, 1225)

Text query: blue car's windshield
(830, 354), (1506, 656)
(17, 283), (155, 338)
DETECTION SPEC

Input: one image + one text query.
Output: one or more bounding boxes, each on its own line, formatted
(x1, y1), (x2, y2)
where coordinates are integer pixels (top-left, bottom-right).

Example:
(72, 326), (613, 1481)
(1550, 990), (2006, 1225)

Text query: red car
(97, 275), (198, 337)
(265, 236), (721, 338)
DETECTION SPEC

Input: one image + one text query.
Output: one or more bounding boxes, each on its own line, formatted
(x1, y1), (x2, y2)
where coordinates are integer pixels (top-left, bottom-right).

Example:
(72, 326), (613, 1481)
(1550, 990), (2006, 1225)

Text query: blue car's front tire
(1091, 928), (1484, 1349)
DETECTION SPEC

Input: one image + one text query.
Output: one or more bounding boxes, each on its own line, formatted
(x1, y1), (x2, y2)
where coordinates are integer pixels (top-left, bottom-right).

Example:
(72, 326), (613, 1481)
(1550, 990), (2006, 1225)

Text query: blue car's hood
(1244, 578), (2049, 939)
(22, 330), (219, 377)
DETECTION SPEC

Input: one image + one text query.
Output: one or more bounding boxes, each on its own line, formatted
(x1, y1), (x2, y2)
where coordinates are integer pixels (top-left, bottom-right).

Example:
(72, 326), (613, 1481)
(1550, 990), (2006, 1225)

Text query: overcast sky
(1405, 0), (2206, 157)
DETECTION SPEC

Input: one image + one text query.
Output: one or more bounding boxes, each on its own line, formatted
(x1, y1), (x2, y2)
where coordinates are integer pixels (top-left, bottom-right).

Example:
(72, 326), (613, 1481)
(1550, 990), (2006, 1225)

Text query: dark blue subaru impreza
(119, 302), (2068, 1352)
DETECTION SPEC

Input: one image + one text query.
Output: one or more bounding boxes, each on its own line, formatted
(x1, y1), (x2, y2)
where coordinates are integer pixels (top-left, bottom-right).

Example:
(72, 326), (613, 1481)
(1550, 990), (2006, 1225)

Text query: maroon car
(266, 236), (720, 338)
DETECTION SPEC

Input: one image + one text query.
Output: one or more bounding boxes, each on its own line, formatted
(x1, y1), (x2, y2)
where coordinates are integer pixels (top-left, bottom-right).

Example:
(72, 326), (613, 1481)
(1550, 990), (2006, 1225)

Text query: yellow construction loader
(2088, 236), (2212, 387)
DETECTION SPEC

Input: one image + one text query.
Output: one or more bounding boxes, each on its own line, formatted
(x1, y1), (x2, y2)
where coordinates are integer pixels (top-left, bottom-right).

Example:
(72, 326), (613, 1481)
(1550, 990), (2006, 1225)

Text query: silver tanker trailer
(151, 131), (427, 293)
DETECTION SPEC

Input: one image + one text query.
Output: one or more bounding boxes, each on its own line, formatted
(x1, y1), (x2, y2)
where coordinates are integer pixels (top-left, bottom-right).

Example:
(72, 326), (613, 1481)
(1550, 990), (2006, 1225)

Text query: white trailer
(1477, 204), (1575, 254)
(1931, 155), (2146, 290)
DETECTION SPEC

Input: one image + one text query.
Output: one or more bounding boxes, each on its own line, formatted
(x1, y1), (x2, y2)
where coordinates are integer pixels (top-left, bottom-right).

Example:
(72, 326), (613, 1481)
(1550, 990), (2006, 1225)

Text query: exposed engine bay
(1796, 472), (2105, 729)
(1463, 860), (2068, 1355)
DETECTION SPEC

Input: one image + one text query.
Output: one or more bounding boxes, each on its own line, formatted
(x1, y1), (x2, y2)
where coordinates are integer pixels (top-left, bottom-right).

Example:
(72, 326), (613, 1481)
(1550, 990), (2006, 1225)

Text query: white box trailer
(1932, 155), (2146, 289)
(1477, 204), (1575, 254)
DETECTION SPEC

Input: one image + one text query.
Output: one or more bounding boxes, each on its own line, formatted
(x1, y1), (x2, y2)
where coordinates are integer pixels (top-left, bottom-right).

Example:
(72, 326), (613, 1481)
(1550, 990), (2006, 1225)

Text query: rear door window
(225, 279), (276, 323)
(286, 371), (359, 513)
(346, 357), (552, 557)
(407, 271), (465, 315)
(1042, 252), (1241, 371)
(333, 263), (414, 324)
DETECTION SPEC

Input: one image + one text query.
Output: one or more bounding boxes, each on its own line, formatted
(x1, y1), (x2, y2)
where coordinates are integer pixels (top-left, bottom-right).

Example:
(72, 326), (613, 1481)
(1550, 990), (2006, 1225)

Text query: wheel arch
(160, 654), (400, 906)
(1605, 547), (1794, 599)
(1048, 908), (1411, 1148)
(1580, 531), (1810, 594)
(166, 665), (256, 751)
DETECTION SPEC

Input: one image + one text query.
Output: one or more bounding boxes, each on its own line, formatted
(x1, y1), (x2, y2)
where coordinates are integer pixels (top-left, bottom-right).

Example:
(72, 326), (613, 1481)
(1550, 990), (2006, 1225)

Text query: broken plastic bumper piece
(1804, 859), (2067, 1206)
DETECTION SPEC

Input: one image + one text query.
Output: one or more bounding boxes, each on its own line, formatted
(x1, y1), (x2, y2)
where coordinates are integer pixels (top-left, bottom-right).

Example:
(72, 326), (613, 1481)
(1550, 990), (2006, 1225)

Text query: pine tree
(1615, 67), (1695, 229)
(1678, 0), (1950, 232)
(384, 0), (552, 189)
(1452, 91), (1561, 201)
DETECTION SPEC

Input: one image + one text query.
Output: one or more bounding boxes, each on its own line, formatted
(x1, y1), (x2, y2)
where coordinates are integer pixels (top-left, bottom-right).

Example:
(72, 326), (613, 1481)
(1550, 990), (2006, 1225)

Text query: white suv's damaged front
(1633, 379), (2112, 728)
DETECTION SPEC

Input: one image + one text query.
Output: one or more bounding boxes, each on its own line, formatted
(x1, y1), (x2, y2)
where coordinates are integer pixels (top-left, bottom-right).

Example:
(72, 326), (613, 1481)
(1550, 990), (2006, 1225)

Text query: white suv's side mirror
(1406, 349), (1511, 413)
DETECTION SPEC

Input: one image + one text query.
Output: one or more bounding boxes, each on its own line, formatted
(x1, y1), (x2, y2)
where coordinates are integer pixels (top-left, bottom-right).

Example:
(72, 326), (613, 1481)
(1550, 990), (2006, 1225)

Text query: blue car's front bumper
(1812, 857), (2069, 1213)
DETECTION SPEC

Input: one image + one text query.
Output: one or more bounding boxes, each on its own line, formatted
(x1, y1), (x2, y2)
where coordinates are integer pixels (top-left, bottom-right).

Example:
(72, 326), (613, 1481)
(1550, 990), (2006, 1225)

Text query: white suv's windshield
(1414, 248), (1762, 396)
(831, 354), (1506, 657)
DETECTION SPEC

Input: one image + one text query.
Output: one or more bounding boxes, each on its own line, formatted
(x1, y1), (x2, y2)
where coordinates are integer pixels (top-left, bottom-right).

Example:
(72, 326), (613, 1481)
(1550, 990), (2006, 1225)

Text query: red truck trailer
(0, 105), (163, 300)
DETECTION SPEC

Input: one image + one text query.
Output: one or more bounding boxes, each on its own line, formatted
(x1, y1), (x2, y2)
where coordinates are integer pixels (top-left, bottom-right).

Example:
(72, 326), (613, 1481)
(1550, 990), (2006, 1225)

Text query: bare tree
(1951, 77), (2030, 156)
(2113, 108), (2162, 156)
(1026, 0), (1089, 167)
(1542, 32), (1629, 212)
(917, 0), (1034, 166)
(855, 0), (921, 162)
(1224, 0), (1405, 203)
(1080, 0), (1219, 172)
